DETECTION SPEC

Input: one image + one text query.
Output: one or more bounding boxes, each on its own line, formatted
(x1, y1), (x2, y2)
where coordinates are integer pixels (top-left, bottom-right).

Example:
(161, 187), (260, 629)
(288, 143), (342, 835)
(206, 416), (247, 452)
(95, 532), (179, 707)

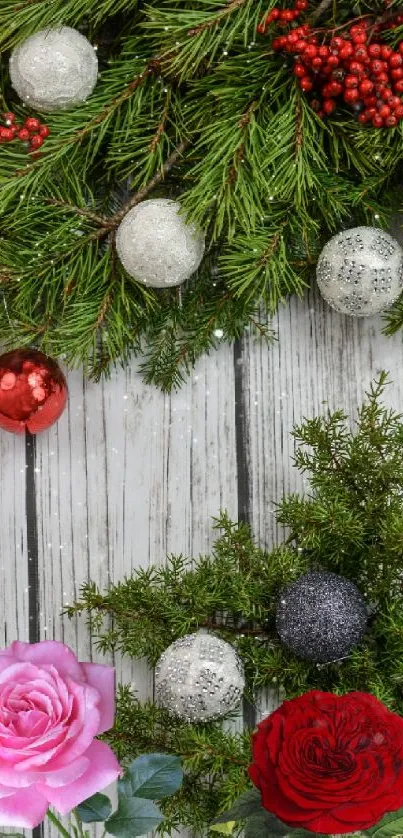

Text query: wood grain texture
(0, 432), (28, 645)
(34, 343), (238, 676)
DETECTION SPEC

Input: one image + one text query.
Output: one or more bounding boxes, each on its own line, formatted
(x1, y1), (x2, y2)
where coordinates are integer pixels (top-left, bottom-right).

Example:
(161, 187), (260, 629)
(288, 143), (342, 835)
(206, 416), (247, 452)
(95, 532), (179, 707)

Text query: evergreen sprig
(0, 2), (402, 387)
(69, 374), (403, 833)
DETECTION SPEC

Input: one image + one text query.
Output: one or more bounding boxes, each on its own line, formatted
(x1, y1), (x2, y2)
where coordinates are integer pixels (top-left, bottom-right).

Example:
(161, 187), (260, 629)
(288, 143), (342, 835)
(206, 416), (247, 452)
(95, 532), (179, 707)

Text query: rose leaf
(244, 811), (291, 838)
(119, 753), (183, 800)
(364, 807), (403, 838)
(212, 789), (263, 823)
(76, 793), (112, 823)
(105, 797), (164, 837)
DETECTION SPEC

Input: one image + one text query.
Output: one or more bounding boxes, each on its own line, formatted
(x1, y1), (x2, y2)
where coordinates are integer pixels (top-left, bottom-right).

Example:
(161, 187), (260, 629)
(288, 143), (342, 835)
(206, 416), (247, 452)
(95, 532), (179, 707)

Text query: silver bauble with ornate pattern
(316, 226), (403, 316)
(154, 632), (245, 722)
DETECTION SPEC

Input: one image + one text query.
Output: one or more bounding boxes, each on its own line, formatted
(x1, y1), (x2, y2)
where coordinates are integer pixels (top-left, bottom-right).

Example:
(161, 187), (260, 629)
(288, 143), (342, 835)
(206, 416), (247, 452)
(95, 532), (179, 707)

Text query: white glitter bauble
(154, 632), (245, 722)
(115, 199), (205, 288)
(316, 226), (403, 316)
(9, 27), (98, 112)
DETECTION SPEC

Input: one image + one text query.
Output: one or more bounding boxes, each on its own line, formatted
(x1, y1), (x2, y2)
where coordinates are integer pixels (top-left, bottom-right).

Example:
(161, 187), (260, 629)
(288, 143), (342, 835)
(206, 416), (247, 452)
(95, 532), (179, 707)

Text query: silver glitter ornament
(276, 571), (368, 664)
(10, 27), (98, 112)
(115, 199), (205, 288)
(316, 226), (403, 316)
(154, 632), (245, 722)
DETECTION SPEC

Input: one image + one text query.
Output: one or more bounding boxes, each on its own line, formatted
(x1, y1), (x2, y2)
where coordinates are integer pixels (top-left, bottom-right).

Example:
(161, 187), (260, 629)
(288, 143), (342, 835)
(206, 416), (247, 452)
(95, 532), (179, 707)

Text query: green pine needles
(0, 1), (402, 387)
(69, 374), (403, 834)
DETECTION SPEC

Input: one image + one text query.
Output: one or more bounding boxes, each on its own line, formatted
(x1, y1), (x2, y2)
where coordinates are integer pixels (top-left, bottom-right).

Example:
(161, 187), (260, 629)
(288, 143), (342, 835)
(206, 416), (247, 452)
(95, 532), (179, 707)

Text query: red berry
(395, 104), (403, 118)
(323, 98), (336, 114)
(391, 67), (403, 79)
(17, 128), (30, 141)
(368, 43), (382, 58)
(30, 134), (44, 149)
(370, 59), (384, 74)
(339, 43), (354, 59)
(349, 61), (365, 74)
(390, 54), (403, 68)
(0, 127), (13, 141)
(311, 56), (322, 69)
(303, 44), (318, 59)
(354, 46), (369, 62)
(358, 111), (370, 123)
(344, 88), (360, 102)
(394, 79), (403, 92)
(295, 0), (309, 9)
(350, 25), (366, 38)
(385, 114), (398, 126)
(24, 117), (40, 132)
(352, 31), (367, 44)
(372, 113), (384, 127)
(381, 45), (393, 60)
(280, 9), (295, 22)
(38, 124), (50, 138)
(327, 55), (340, 68)
(3, 112), (15, 124)
(300, 76), (313, 91)
(378, 103), (391, 118)
(345, 74), (359, 88)
(318, 45), (329, 59)
(294, 62), (307, 78)
(363, 94), (377, 106)
(359, 79), (374, 95)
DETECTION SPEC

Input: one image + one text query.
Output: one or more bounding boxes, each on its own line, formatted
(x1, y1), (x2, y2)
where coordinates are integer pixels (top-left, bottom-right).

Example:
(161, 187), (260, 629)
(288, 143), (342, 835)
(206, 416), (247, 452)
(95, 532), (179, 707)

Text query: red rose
(249, 690), (403, 834)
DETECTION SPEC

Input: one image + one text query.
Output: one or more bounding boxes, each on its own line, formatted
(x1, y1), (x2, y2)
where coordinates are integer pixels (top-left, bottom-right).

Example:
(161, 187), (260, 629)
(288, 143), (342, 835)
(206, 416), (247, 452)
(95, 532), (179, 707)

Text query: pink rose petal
(0, 787), (48, 828)
(82, 663), (115, 733)
(38, 740), (121, 814)
(6, 642), (84, 681)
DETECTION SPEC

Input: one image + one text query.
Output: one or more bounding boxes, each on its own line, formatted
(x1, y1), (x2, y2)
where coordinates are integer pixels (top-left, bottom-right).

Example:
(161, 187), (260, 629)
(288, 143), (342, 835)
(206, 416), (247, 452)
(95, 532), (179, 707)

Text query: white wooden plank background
(1, 218), (403, 835)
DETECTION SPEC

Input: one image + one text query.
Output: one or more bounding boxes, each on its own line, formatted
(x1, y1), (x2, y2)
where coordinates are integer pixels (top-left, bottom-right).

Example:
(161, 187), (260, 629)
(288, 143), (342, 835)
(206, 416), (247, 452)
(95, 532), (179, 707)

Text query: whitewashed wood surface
(1, 222), (403, 834)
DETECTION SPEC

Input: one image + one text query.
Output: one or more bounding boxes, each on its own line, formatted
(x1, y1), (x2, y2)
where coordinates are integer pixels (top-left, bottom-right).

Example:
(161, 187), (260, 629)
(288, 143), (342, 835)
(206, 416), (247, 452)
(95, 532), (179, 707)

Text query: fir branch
(108, 138), (190, 227)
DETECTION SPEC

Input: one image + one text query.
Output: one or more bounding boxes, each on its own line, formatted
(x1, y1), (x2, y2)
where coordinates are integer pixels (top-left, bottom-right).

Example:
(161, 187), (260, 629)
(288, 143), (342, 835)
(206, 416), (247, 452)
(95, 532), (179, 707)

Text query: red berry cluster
(259, 6), (403, 127)
(257, 0), (308, 31)
(0, 112), (50, 152)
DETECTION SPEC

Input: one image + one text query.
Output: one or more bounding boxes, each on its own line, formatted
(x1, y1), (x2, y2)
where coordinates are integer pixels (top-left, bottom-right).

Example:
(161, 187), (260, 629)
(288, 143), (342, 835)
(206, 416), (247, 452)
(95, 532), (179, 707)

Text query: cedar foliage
(69, 374), (403, 833)
(0, 1), (402, 388)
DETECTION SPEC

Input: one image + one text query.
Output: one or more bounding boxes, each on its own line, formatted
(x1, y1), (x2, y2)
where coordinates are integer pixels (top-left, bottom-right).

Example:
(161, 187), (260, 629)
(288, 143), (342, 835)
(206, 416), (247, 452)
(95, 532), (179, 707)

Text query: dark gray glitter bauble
(276, 571), (368, 663)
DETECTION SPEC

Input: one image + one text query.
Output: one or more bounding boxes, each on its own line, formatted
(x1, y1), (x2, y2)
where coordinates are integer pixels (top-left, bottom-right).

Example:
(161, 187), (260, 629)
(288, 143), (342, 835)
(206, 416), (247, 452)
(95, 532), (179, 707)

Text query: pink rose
(0, 640), (120, 828)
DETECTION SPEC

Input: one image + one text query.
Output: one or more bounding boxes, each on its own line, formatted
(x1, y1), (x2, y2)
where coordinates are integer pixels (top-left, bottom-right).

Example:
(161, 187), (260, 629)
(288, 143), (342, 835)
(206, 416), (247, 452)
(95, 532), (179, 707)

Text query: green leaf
(119, 753), (183, 800)
(210, 821), (237, 834)
(212, 789), (263, 824)
(290, 831), (329, 838)
(105, 797), (164, 838)
(76, 793), (112, 823)
(244, 811), (291, 838)
(364, 807), (403, 838)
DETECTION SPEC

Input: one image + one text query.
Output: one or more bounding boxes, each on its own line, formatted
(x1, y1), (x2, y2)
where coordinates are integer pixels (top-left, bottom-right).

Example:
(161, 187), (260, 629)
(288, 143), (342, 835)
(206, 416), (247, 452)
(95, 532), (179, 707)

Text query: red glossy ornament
(0, 349), (67, 434)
